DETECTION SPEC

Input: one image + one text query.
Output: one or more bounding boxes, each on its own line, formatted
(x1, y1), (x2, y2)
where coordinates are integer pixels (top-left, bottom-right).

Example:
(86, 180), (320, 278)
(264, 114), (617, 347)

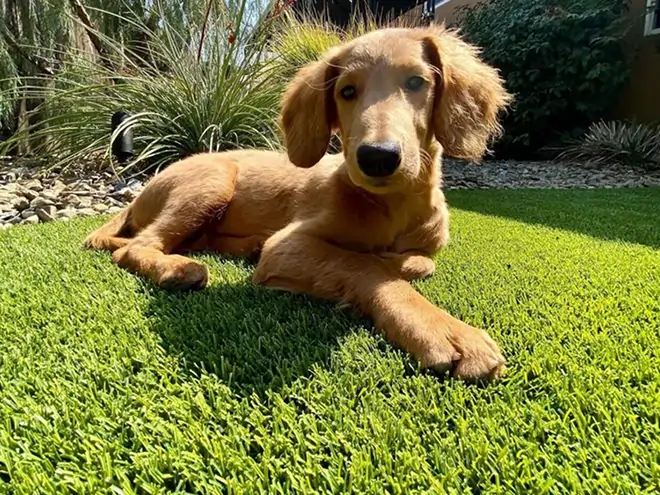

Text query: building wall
(615, 0), (660, 122)
(433, 0), (479, 24)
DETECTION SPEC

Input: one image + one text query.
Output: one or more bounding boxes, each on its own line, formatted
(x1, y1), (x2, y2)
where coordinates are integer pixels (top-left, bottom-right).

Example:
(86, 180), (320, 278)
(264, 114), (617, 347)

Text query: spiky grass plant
(268, 3), (422, 85)
(559, 120), (660, 169)
(1, 0), (285, 175)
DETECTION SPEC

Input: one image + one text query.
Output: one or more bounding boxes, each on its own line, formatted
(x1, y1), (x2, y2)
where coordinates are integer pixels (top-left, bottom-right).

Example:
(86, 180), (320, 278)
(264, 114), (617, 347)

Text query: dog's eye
(339, 85), (357, 100)
(405, 76), (425, 91)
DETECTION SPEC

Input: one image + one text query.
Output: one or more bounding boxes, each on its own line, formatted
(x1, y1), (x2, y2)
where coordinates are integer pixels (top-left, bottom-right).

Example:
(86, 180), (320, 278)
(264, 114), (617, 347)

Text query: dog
(85, 26), (512, 381)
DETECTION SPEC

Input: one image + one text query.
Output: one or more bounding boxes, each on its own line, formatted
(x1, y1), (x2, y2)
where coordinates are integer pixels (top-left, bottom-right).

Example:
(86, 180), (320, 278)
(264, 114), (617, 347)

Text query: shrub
(455, 0), (633, 159)
(0, 0), (286, 175)
(558, 120), (660, 169)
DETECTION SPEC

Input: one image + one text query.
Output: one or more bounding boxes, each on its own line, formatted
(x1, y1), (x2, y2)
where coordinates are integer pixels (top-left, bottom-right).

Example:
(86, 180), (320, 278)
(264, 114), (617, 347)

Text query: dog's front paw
(449, 324), (506, 381)
(380, 252), (435, 281)
(158, 256), (209, 291)
(421, 322), (505, 381)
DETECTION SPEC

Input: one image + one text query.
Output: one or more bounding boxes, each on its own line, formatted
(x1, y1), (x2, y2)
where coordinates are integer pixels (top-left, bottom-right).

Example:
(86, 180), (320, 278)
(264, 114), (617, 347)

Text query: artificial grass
(0, 188), (658, 494)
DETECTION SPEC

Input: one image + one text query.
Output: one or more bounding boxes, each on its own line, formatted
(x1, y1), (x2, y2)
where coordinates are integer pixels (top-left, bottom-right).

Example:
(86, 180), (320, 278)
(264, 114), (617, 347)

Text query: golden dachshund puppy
(85, 26), (512, 380)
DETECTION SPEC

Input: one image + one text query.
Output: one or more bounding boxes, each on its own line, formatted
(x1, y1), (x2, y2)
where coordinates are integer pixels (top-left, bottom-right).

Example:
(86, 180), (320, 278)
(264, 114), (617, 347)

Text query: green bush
(455, 0), (633, 159)
(558, 120), (660, 169)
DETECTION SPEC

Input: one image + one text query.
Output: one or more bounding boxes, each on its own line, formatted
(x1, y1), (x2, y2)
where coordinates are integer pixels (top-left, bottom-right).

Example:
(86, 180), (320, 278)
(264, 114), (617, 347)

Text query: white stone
(23, 179), (42, 191)
(35, 206), (57, 222)
(11, 197), (30, 211)
(21, 215), (39, 224)
(30, 196), (54, 209)
(55, 208), (78, 219)
(77, 208), (98, 217)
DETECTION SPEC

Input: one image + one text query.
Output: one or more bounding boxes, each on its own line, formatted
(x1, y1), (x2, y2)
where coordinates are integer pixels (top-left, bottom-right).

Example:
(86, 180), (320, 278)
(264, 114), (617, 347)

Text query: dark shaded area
(293, 0), (422, 27)
(446, 188), (660, 249)
(145, 257), (364, 397)
(452, 0), (632, 160)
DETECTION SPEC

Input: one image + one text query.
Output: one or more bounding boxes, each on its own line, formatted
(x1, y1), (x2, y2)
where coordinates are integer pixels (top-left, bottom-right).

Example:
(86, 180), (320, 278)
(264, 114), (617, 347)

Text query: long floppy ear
(423, 27), (512, 161)
(279, 48), (342, 168)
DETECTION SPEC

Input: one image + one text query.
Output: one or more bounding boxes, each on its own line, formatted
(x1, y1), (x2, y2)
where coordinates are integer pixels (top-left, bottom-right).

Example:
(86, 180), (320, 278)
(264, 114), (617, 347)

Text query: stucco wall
(433, 0), (480, 24)
(615, 0), (660, 122)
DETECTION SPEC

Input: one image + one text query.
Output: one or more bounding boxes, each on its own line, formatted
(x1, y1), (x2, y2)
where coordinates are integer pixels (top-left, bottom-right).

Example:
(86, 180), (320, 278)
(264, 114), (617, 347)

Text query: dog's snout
(356, 142), (401, 178)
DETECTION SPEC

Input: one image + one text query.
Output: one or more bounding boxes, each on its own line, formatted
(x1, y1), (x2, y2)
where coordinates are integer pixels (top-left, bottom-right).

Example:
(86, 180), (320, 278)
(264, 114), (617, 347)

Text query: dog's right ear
(279, 48), (341, 168)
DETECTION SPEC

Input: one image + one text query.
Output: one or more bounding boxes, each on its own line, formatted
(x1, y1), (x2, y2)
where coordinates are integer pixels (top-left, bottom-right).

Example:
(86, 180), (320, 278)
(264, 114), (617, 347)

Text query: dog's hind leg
(84, 206), (133, 252)
(112, 228), (211, 291)
(109, 158), (239, 290)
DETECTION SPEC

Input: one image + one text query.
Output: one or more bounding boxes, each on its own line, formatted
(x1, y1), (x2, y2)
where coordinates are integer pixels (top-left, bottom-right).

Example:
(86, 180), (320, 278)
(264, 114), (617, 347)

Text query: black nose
(356, 142), (401, 178)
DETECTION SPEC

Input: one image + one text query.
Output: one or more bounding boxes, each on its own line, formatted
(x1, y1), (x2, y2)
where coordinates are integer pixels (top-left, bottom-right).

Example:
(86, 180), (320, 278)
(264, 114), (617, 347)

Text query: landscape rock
(11, 197), (30, 211)
(77, 208), (98, 217)
(56, 208), (78, 219)
(41, 190), (62, 203)
(21, 215), (39, 224)
(0, 190), (16, 203)
(20, 209), (36, 219)
(52, 179), (67, 193)
(1, 210), (18, 222)
(36, 206), (57, 222)
(441, 159), (660, 191)
(63, 194), (82, 208)
(30, 196), (55, 209)
(23, 179), (43, 191)
(17, 187), (39, 201)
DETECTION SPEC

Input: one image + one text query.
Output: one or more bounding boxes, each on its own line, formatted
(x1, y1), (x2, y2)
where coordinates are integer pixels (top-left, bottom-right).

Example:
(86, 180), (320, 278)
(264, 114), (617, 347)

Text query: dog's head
(279, 26), (512, 194)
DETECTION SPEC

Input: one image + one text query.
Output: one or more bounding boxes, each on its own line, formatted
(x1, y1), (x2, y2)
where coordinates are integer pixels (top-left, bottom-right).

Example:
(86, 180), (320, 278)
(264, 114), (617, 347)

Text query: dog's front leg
(253, 225), (505, 381)
(378, 251), (436, 281)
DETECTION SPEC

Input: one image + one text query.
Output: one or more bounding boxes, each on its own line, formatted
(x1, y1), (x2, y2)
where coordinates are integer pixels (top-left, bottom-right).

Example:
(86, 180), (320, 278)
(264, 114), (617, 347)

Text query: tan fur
(85, 26), (512, 381)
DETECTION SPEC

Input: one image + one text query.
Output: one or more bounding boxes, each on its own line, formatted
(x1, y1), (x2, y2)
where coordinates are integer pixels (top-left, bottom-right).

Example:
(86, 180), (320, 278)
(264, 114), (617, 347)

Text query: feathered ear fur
(422, 27), (512, 160)
(279, 47), (343, 168)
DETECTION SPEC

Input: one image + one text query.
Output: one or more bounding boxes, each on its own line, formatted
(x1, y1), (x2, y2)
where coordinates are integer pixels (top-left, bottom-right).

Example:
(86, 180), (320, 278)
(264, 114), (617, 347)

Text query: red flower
(228, 33), (236, 44)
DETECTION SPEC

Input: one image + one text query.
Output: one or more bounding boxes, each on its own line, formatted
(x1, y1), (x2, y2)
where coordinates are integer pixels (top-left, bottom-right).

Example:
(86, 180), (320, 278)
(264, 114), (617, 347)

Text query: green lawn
(0, 189), (659, 494)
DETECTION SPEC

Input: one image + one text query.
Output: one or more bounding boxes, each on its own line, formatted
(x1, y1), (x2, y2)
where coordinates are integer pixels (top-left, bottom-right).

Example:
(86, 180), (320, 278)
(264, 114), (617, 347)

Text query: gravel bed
(441, 158), (660, 190)
(0, 162), (144, 230)
(1, 157), (659, 230)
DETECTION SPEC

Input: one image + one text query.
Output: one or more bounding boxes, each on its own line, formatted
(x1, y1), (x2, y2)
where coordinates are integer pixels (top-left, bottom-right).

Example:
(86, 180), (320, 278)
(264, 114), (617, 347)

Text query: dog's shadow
(144, 256), (363, 396)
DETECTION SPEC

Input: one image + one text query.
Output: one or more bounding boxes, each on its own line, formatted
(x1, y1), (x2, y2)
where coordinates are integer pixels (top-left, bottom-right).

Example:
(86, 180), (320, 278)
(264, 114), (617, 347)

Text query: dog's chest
(327, 177), (442, 254)
(336, 200), (431, 254)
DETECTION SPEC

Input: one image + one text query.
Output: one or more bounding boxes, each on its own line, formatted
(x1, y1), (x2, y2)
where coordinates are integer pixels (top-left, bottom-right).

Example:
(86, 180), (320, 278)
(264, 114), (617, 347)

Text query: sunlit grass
(1, 188), (658, 493)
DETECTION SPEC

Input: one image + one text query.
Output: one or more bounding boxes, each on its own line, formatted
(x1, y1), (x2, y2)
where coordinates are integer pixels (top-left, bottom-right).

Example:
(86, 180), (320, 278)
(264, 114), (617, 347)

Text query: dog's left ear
(279, 47), (342, 168)
(423, 28), (512, 160)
